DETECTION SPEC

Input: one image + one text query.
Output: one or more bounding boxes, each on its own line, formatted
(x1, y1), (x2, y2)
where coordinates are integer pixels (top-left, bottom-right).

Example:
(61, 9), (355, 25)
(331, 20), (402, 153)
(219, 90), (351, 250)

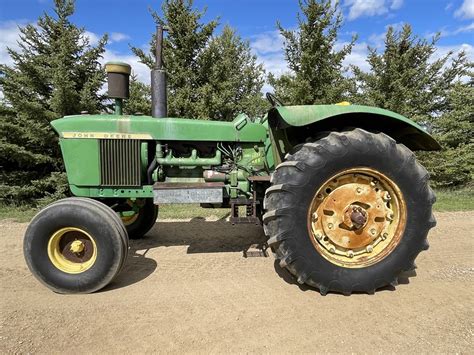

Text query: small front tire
(24, 198), (128, 294)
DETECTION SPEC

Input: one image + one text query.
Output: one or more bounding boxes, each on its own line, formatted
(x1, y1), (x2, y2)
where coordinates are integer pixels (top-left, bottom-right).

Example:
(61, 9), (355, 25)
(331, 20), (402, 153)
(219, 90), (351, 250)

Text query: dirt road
(1, 212), (473, 353)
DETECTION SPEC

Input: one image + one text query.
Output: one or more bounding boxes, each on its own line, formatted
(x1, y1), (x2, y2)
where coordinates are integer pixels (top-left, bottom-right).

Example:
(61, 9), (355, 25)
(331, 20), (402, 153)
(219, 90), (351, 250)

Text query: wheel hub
(69, 240), (85, 253)
(343, 204), (368, 230)
(47, 227), (97, 274)
(308, 168), (406, 268)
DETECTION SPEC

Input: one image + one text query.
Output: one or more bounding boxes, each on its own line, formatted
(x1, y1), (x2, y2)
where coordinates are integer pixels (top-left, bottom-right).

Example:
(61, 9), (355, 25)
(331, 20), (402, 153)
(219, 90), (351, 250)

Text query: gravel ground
(1, 212), (473, 353)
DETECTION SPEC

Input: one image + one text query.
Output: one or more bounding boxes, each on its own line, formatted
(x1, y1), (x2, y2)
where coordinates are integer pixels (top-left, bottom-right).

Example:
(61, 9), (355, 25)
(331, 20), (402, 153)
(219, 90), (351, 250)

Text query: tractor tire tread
(263, 128), (436, 295)
(24, 198), (127, 294)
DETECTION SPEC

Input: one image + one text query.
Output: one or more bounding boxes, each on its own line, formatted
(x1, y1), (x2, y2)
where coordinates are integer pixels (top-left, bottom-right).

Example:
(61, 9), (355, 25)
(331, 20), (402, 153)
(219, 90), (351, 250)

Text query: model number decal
(62, 132), (153, 139)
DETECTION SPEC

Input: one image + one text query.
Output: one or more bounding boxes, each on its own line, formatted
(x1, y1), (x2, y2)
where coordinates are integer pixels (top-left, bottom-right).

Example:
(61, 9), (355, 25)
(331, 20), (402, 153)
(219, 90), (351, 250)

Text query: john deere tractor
(24, 26), (439, 295)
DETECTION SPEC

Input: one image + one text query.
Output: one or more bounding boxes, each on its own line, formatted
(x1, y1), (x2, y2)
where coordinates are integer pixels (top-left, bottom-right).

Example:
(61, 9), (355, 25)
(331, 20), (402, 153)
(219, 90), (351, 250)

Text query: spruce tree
(351, 24), (467, 123)
(351, 24), (472, 187)
(196, 25), (266, 121)
(268, 0), (356, 105)
(123, 75), (152, 116)
(131, 0), (266, 120)
(418, 74), (474, 187)
(0, 0), (107, 204)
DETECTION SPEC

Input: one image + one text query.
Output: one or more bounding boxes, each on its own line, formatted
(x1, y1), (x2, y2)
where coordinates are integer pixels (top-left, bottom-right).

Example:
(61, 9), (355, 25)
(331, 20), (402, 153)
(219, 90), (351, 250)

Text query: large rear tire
(263, 128), (436, 295)
(24, 198), (128, 294)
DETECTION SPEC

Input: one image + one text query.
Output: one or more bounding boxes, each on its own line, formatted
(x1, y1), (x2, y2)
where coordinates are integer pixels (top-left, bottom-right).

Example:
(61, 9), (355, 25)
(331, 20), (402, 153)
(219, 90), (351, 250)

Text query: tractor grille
(100, 139), (141, 187)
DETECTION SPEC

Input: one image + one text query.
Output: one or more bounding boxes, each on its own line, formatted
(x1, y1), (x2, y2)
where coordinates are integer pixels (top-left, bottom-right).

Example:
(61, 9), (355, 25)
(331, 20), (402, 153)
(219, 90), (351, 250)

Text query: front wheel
(23, 198), (128, 294)
(118, 199), (158, 239)
(263, 129), (436, 295)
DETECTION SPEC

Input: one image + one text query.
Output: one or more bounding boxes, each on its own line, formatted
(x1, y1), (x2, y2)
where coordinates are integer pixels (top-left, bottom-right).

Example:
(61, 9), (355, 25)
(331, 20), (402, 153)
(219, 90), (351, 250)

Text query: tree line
(0, 0), (472, 204)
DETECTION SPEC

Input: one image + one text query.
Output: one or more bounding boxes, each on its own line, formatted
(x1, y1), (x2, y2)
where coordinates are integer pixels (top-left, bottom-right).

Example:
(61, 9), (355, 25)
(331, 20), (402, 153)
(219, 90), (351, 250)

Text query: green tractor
(24, 26), (439, 295)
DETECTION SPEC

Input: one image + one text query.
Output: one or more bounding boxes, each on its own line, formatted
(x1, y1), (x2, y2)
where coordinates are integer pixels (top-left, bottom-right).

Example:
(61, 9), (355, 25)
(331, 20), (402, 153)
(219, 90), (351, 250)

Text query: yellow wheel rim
(307, 168), (406, 268)
(47, 227), (97, 274)
(120, 199), (141, 226)
(121, 212), (139, 226)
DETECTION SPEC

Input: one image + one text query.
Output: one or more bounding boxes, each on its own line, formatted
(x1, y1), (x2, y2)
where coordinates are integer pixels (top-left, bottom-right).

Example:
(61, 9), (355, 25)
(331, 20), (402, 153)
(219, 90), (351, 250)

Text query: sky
(0, 0), (473, 91)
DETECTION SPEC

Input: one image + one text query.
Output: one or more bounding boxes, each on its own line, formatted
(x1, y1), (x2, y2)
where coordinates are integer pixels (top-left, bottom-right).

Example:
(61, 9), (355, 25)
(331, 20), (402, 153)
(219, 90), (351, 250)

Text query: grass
(0, 204), (39, 223)
(0, 203), (230, 223)
(158, 204), (230, 220)
(432, 187), (474, 212)
(0, 187), (472, 222)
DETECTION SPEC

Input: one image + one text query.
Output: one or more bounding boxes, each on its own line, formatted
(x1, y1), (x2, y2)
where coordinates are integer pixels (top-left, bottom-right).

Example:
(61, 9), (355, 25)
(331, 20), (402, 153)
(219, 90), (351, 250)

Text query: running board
(153, 182), (224, 204)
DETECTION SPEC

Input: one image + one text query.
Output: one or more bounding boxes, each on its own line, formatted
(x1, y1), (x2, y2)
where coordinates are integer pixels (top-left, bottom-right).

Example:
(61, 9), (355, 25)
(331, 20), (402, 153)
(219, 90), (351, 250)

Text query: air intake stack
(151, 25), (168, 118)
(105, 62), (131, 115)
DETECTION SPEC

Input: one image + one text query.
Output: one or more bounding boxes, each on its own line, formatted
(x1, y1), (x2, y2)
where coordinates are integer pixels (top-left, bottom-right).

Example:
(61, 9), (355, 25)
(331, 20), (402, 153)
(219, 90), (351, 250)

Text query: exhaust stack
(151, 25), (168, 118)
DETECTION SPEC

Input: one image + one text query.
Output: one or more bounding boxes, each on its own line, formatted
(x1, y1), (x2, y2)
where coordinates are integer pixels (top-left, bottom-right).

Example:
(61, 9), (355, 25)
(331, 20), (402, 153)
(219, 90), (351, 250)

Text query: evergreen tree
(351, 24), (472, 187)
(419, 74), (474, 187)
(351, 24), (467, 123)
(196, 25), (266, 121)
(0, 0), (107, 203)
(268, 0), (356, 105)
(123, 75), (152, 116)
(131, 0), (266, 120)
(131, 0), (218, 119)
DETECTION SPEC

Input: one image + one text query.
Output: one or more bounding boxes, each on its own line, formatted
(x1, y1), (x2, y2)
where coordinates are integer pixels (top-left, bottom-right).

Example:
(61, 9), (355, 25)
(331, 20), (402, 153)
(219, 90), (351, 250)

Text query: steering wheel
(266, 92), (285, 107)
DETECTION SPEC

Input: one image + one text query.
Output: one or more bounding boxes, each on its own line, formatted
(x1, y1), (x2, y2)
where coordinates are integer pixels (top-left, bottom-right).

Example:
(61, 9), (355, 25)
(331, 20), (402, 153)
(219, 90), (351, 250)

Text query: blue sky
(1, 0), (473, 89)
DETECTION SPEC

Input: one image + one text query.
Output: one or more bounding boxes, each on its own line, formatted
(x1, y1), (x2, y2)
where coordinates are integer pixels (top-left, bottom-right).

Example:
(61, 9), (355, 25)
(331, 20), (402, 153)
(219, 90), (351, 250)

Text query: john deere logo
(62, 132), (152, 140)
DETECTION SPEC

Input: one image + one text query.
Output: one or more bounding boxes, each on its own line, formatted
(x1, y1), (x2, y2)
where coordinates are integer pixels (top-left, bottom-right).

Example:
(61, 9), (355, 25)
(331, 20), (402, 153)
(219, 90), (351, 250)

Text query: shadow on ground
(104, 218), (266, 291)
(105, 218), (416, 294)
(135, 217), (266, 253)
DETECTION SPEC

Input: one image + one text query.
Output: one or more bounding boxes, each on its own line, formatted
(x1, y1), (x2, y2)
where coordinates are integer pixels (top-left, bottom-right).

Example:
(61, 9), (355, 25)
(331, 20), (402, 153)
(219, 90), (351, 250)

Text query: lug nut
(315, 233), (322, 240)
(328, 223), (333, 229)
(356, 187), (362, 194)
(312, 212), (318, 222)
(366, 245), (373, 253)
(329, 246), (336, 253)
(347, 250), (354, 258)
(383, 192), (391, 201)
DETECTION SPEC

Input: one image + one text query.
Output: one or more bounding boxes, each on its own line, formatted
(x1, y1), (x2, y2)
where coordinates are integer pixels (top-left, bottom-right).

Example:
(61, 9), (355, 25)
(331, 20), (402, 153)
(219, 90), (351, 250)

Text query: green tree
(131, 0), (266, 120)
(195, 25), (266, 121)
(351, 24), (467, 123)
(123, 75), (152, 116)
(269, 0), (356, 105)
(419, 75), (474, 187)
(0, 0), (107, 203)
(351, 24), (472, 187)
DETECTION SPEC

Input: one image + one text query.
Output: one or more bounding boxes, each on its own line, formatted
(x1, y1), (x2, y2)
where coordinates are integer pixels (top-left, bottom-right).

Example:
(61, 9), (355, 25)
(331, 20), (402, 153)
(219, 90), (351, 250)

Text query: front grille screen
(100, 139), (141, 187)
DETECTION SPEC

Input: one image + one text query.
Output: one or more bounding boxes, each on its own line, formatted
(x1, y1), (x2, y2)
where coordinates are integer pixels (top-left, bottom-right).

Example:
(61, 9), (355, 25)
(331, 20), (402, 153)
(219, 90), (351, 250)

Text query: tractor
(24, 26), (439, 295)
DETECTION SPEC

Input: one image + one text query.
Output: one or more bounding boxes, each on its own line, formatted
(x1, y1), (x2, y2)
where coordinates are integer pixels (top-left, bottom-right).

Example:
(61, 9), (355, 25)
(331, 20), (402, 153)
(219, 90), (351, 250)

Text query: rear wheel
(24, 198), (128, 294)
(263, 128), (436, 295)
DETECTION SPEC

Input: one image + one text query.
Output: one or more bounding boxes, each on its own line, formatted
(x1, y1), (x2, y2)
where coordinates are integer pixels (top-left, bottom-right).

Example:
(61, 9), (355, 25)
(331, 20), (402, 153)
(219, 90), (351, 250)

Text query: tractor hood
(50, 113), (267, 143)
(268, 104), (441, 151)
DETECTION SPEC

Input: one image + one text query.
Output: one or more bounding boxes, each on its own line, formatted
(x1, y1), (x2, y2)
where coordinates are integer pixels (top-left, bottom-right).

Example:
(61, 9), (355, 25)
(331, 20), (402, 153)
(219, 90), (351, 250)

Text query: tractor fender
(268, 104), (441, 151)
